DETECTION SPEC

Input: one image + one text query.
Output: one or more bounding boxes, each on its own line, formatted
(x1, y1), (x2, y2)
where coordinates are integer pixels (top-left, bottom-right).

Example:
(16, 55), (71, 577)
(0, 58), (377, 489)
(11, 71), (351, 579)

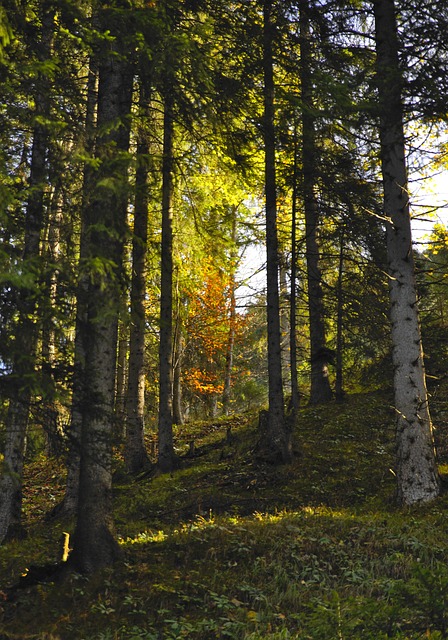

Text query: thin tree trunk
(222, 208), (238, 416)
(125, 73), (151, 473)
(42, 185), (64, 457)
(279, 255), (290, 388)
(0, 2), (53, 543)
(335, 225), (345, 403)
(261, 0), (292, 463)
(69, 20), (133, 571)
(115, 318), (128, 440)
(373, 0), (440, 505)
(299, 0), (332, 405)
(172, 296), (184, 425)
(158, 92), (177, 472)
(289, 123), (300, 416)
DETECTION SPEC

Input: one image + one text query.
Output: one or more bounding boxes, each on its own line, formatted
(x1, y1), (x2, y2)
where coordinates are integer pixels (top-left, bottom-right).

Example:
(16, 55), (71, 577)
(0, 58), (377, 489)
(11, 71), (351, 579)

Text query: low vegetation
(1, 383), (448, 639)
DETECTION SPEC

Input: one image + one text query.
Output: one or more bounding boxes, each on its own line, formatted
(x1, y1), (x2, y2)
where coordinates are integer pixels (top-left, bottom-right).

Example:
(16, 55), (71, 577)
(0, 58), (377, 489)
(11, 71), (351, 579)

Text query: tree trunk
(222, 208), (238, 416)
(42, 185), (64, 457)
(299, 0), (332, 405)
(61, 57), (98, 517)
(172, 300), (184, 425)
(158, 91), (177, 472)
(0, 2), (53, 543)
(70, 16), (133, 571)
(125, 73), (151, 473)
(261, 0), (292, 463)
(335, 225), (345, 403)
(115, 320), (128, 441)
(289, 123), (300, 416)
(373, 0), (440, 505)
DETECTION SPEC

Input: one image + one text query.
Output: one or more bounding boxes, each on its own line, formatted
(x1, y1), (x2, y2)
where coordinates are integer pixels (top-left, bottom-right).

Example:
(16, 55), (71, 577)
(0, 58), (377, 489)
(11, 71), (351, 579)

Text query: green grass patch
(1, 388), (448, 638)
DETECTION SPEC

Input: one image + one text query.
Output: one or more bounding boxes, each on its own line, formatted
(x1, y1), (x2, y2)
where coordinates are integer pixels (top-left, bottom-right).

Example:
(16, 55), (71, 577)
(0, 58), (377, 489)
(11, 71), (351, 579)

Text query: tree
(373, 0), (440, 505)
(69, 2), (133, 572)
(157, 88), (177, 472)
(125, 68), (152, 475)
(299, 0), (333, 404)
(261, 0), (293, 463)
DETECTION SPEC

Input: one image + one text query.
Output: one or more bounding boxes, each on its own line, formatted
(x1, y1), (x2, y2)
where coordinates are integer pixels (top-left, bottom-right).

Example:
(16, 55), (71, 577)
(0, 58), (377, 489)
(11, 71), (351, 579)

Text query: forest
(1, 0), (448, 637)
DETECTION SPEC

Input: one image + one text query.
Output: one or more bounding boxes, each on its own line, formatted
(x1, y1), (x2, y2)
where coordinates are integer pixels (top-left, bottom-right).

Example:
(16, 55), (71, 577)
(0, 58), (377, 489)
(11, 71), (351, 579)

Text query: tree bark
(125, 73), (151, 473)
(70, 11), (133, 571)
(373, 0), (440, 505)
(158, 91), (177, 472)
(299, 0), (332, 405)
(261, 0), (292, 463)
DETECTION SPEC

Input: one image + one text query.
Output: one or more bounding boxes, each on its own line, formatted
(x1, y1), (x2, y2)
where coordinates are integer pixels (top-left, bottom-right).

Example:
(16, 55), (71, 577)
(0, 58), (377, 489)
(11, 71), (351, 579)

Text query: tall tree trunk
(158, 92), (177, 472)
(42, 184), (64, 457)
(70, 13), (133, 571)
(222, 207), (238, 416)
(115, 317), (128, 440)
(0, 2), (53, 543)
(279, 255), (290, 388)
(299, 0), (332, 405)
(289, 123), (300, 416)
(125, 73), (151, 473)
(335, 225), (345, 403)
(172, 290), (184, 426)
(61, 57), (98, 517)
(373, 0), (440, 505)
(261, 0), (292, 463)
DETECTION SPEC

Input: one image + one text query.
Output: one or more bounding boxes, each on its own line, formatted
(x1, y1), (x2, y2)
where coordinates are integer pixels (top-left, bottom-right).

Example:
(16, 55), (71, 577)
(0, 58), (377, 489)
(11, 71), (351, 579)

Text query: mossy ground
(1, 385), (448, 639)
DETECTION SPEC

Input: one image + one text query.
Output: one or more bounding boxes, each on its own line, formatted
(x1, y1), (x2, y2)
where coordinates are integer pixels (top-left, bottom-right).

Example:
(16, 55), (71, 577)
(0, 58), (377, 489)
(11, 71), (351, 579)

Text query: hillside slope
(1, 387), (448, 639)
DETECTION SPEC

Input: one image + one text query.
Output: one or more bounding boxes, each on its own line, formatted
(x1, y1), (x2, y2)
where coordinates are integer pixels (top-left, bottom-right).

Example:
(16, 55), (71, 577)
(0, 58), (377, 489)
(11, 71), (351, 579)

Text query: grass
(1, 386), (448, 639)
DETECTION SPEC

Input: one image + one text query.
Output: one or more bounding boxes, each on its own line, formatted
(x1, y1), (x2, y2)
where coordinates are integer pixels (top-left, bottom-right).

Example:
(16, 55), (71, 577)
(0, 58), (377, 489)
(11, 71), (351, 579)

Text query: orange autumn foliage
(183, 259), (245, 398)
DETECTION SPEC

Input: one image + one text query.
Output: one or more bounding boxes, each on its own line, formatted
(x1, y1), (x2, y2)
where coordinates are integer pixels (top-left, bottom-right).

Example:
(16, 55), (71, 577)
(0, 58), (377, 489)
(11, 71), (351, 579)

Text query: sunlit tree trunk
(70, 13), (133, 571)
(115, 319), (128, 439)
(289, 123), (300, 416)
(299, 0), (332, 405)
(42, 185), (64, 457)
(261, 0), (292, 463)
(373, 0), (440, 505)
(125, 73), (151, 473)
(158, 91), (177, 472)
(0, 2), (53, 543)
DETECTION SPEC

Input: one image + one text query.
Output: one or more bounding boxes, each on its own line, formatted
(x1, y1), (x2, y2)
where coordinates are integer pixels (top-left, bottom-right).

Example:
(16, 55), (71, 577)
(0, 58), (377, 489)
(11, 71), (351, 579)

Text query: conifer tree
(69, 1), (133, 572)
(373, 0), (440, 505)
(261, 0), (293, 463)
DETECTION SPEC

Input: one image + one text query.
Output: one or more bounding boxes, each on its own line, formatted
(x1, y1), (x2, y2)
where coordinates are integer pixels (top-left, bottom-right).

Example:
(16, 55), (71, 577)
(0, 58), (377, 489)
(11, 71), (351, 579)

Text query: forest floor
(2, 384), (448, 639)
